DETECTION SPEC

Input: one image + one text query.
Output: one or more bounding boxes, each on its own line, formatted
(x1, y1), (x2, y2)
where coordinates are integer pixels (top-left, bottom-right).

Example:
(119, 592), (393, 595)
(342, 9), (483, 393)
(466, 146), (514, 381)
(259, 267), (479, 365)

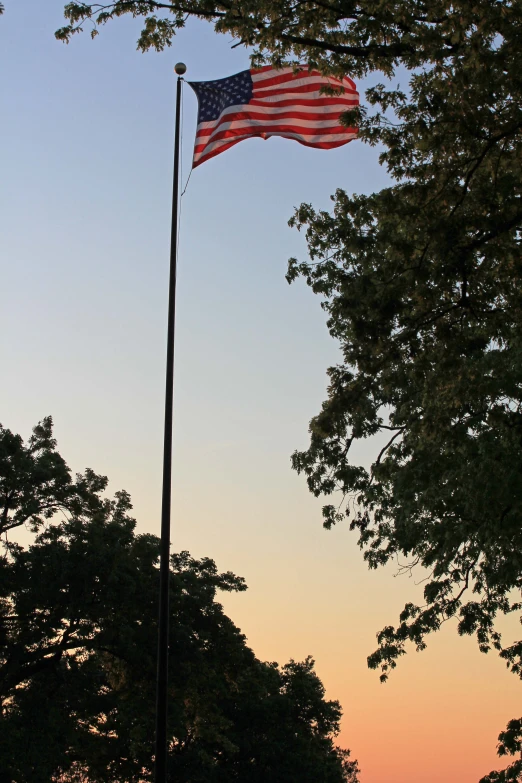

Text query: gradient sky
(2, 3), (520, 781)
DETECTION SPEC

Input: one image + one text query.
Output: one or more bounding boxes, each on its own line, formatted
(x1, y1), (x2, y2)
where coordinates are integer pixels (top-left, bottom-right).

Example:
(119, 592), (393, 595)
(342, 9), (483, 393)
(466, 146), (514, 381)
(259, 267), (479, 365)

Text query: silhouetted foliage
(0, 419), (358, 783)
(53, 2), (522, 778)
(479, 719), (522, 783)
(0, 416), (107, 537)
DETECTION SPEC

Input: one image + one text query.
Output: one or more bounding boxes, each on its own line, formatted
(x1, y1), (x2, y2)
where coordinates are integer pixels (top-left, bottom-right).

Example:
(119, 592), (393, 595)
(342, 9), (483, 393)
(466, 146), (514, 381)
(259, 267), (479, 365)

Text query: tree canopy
(0, 419), (358, 783)
(52, 2), (522, 779)
(0, 416), (109, 540)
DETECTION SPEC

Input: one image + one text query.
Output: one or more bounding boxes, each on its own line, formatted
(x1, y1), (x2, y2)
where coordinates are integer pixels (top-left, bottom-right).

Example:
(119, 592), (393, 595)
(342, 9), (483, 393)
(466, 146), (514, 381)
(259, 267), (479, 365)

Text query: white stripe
(196, 119), (350, 144)
(196, 103), (353, 131)
(267, 130), (356, 142)
(250, 91), (358, 105)
(251, 67), (295, 83)
(195, 129), (355, 161)
(194, 134), (251, 161)
(195, 116), (350, 148)
(251, 68), (347, 89)
(196, 98), (357, 132)
(253, 74), (348, 95)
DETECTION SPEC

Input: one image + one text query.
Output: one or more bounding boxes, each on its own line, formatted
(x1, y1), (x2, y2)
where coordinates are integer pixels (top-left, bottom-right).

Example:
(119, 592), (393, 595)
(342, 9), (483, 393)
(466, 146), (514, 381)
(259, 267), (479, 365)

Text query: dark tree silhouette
(0, 419), (359, 783)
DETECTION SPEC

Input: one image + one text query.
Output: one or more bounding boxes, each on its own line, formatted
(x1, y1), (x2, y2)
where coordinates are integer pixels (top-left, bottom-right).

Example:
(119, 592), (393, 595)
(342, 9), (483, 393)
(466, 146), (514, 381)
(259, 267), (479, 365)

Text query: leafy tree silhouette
(0, 419), (358, 783)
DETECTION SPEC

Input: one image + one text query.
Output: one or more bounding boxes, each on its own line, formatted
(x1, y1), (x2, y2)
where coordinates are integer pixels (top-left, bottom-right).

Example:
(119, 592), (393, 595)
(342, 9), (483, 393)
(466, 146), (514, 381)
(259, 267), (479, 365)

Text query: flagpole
(155, 61), (186, 783)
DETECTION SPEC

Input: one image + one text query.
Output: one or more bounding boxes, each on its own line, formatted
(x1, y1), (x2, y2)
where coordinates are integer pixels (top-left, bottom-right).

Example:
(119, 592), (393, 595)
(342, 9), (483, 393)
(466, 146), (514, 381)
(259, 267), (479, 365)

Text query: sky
(1, 3), (520, 782)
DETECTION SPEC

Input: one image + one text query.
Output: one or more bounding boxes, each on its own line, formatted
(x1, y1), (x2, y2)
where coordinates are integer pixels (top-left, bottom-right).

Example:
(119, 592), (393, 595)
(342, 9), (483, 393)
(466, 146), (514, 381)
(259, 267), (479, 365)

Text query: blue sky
(2, 0), (390, 537)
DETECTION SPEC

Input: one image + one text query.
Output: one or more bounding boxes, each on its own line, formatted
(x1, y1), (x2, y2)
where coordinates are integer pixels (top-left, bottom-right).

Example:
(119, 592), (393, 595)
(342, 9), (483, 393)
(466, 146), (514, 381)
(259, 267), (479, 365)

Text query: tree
(0, 419), (358, 783)
(0, 416), (107, 537)
(53, 3), (522, 778)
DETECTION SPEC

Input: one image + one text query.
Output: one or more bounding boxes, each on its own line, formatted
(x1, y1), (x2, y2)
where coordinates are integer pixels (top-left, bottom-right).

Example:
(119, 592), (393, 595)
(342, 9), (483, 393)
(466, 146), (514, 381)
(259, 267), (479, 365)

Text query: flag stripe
(194, 126), (356, 157)
(196, 106), (356, 133)
(194, 119), (357, 151)
(250, 64), (358, 91)
(252, 72), (345, 91)
(194, 127), (357, 157)
(250, 66), (356, 91)
(195, 138), (247, 167)
(195, 130), (356, 166)
(253, 81), (348, 98)
(249, 95), (358, 107)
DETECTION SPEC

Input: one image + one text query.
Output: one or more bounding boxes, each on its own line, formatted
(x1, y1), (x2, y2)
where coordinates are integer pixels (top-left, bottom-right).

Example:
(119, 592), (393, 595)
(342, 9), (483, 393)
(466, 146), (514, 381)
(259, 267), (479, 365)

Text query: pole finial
(174, 62), (187, 75)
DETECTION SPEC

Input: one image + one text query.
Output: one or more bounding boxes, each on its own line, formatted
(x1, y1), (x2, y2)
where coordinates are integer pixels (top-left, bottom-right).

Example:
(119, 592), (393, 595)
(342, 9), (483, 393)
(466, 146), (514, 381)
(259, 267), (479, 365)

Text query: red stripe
(195, 110), (352, 137)
(194, 123), (356, 152)
(280, 135), (355, 149)
(252, 82), (348, 97)
(251, 65), (356, 91)
(249, 96), (358, 109)
(194, 138), (244, 168)
(250, 65), (275, 74)
(194, 131), (356, 166)
(251, 69), (342, 89)
(251, 69), (309, 89)
(195, 122), (355, 142)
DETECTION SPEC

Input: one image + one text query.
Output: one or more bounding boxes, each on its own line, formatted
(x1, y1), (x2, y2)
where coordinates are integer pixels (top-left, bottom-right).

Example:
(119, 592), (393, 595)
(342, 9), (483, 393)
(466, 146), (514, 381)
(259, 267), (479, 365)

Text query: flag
(187, 65), (359, 168)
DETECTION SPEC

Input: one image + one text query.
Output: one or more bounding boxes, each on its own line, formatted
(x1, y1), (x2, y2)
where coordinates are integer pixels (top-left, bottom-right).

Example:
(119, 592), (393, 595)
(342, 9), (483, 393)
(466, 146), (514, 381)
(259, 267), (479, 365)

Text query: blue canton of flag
(189, 71), (253, 123)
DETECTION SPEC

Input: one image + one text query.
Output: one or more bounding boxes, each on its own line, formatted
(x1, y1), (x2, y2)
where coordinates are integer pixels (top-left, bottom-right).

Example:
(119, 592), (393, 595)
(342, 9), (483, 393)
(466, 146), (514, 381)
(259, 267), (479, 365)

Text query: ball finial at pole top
(175, 62), (187, 75)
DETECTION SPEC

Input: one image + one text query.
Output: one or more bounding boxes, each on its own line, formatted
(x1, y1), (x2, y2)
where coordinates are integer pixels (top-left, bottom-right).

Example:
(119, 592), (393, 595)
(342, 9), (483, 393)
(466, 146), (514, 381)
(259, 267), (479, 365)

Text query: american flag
(188, 65), (359, 168)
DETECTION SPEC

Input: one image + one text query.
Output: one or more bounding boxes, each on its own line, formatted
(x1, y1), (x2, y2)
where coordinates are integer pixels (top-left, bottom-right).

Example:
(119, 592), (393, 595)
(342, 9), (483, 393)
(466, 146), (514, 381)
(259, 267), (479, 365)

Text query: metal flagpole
(154, 61), (187, 783)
